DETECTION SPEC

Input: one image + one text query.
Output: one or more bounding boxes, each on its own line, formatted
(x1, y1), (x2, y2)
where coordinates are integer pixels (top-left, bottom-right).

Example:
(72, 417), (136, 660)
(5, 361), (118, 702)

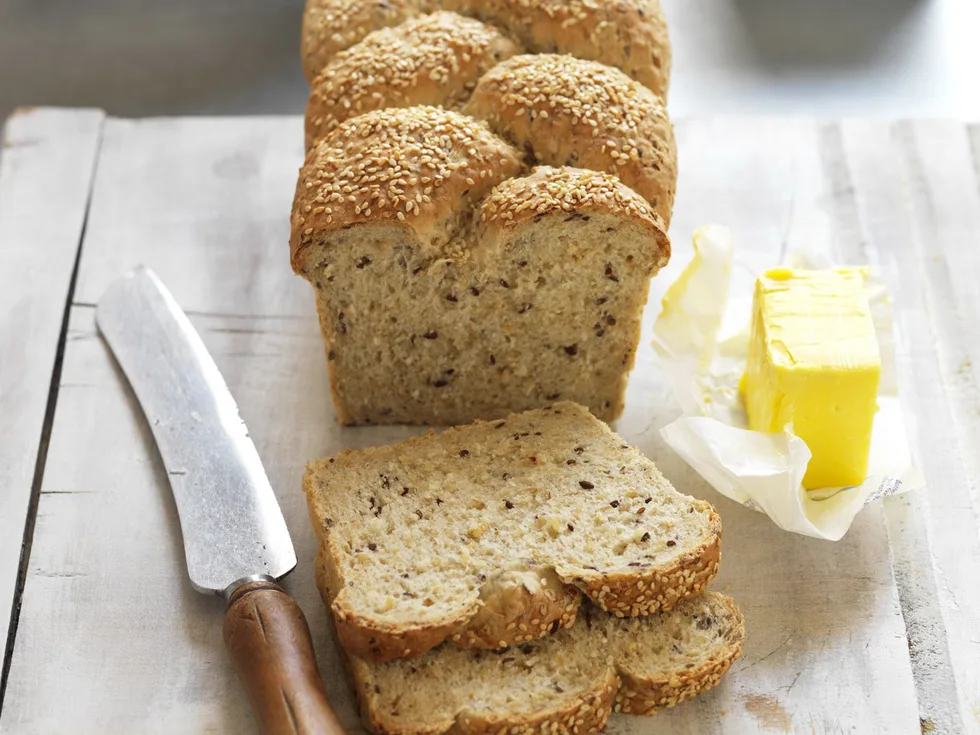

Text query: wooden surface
(0, 107), (103, 682)
(0, 110), (978, 734)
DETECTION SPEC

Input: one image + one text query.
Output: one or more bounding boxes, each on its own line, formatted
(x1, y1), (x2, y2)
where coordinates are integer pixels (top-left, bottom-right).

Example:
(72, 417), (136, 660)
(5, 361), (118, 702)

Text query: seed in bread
(304, 402), (722, 662)
(292, 105), (523, 258)
(292, 107), (669, 425)
(301, 0), (672, 100)
(305, 12), (521, 148)
(463, 54), (677, 225)
(301, 0), (435, 81)
(348, 592), (744, 735)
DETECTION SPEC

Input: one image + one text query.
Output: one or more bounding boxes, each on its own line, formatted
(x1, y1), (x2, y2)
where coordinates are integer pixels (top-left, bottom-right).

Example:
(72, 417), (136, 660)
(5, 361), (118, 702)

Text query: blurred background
(0, 0), (978, 122)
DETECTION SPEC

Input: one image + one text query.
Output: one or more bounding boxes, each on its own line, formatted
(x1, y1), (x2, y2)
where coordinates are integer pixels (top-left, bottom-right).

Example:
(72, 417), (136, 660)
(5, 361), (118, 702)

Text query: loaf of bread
(293, 0), (676, 426)
(348, 592), (744, 735)
(304, 403), (722, 662)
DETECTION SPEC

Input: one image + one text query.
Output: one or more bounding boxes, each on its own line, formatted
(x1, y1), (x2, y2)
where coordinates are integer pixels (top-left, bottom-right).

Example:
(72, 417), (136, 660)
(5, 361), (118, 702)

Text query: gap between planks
(0, 110), (104, 714)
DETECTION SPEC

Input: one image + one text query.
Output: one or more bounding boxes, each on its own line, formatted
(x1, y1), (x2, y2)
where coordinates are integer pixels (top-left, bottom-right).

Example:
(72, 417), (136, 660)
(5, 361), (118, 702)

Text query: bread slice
(301, 0), (672, 101)
(304, 402), (722, 662)
(347, 592), (745, 735)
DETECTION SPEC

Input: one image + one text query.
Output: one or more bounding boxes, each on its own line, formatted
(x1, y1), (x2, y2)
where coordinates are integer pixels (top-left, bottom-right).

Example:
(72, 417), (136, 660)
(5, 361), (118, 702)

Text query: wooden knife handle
(224, 580), (345, 735)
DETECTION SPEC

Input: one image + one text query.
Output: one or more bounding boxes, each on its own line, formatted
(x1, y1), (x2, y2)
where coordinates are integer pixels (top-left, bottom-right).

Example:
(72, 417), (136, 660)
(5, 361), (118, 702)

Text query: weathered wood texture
(0, 108), (103, 681)
(1, 113), (978, 734)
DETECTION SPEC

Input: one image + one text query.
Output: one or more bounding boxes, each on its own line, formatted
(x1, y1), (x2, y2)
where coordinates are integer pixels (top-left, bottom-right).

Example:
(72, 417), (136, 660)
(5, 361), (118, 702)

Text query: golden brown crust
(614, 596), (745, 714)
(450, 0), (671, 100)
(305, 12), (521, 148)
(464, 54), (677, 225)
(301, 0), (671, 99)
(302, 0), (436, 80)
(453, 675), (616, 735)
(313, 517), (478, 662)
(318, 547), (582, 661)
(333, 600), (473, 662)
(346, 594), (744, 735)
(567, 504), (722, 618)
(454, 576), (581, 650)
(290, 106), (524, 271)
(476, 166), (671, 272)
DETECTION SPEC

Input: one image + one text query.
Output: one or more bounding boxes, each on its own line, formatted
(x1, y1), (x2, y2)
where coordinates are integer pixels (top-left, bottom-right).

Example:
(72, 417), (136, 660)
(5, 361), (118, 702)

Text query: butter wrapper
(652, 225), (923, 540)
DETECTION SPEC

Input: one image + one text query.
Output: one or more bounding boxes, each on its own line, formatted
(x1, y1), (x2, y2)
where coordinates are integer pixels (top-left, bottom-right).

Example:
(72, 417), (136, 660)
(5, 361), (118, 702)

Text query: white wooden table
(0, 108), (978, 734)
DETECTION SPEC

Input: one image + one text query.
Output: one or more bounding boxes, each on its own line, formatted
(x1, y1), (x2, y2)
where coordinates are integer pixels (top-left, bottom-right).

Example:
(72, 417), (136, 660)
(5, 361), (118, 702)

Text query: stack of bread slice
(304, 403), (744, 733)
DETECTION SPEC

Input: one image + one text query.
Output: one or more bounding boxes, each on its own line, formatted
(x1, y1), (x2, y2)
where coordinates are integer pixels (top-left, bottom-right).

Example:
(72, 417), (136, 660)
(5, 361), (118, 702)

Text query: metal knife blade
(95, 266), (296, 595)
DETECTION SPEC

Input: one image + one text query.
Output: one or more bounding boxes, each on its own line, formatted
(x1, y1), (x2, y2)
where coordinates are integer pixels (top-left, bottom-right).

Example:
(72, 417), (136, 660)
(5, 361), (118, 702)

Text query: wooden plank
(1, 115), (959, 733)
(0, 107), (103, 694)
(71, 115), (309, 318)
(841, 119), (980, 734)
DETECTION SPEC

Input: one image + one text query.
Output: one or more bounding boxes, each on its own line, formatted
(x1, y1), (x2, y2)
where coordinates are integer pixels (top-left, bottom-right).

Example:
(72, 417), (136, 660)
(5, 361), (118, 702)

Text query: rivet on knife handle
(224, 580), (345, 735)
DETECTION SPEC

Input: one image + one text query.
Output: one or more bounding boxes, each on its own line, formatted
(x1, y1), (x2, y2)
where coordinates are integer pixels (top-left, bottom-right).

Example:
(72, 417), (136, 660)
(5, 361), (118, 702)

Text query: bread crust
(614, 595), (746, 714)
(301, 0), (671, 100)
(476, 165), (671, 271)
(347, 593), (744, 735)
(450, 676), (616, 735)
(301, 0), (435, 80)
(305, 12), (521, 148)
(464, 54), (677, 225)
(290, 106), (523, 271)
(567, 504), (722, 618)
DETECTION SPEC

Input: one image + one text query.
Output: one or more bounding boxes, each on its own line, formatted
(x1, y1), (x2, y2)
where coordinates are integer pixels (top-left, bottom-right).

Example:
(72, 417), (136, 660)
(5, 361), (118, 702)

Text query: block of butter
(740, 267), (881, 489)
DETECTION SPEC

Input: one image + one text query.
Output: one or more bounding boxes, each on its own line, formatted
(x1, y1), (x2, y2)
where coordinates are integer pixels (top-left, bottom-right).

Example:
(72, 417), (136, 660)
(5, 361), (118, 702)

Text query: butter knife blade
(95, 266), (296, 594)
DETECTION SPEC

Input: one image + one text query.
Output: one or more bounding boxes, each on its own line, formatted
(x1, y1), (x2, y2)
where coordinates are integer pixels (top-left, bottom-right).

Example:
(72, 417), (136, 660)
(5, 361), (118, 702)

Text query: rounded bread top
(301, 0), (671, 99)
(305, 12), (521, 148)
(478, 166), (670, 270)
(291, 106), (523, 271)
(446, 0), (671, 100)
(301, 0), (435, 81)
(463, 54), (677, 225)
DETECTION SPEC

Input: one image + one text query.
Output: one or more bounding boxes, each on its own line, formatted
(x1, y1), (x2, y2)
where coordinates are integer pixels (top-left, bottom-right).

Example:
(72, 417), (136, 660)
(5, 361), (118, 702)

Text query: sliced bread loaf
(348, 592), (744, 735)
(304, 402), (722, 662)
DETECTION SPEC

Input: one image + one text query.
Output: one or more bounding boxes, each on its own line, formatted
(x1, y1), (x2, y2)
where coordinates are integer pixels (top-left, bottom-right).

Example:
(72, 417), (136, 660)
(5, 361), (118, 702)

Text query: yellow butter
(740, 268), (881, 489)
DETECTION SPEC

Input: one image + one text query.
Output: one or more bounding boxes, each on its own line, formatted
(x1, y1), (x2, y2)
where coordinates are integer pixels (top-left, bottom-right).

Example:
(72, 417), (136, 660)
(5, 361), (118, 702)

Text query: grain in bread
(291, 104), (669, 425)
(348, 592), (744, 735)
(304, 402), (721, 661)
(301, 0), (672, 101)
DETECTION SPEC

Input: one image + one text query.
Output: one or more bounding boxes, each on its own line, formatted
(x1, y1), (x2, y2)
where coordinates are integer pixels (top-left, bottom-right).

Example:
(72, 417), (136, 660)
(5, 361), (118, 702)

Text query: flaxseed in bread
(304, 403), (722, 662)
(349, 592), (744, 735)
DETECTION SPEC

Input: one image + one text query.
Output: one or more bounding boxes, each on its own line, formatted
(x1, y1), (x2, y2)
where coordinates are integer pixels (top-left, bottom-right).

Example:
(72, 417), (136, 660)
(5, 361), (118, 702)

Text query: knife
(96, 266), (343, 735)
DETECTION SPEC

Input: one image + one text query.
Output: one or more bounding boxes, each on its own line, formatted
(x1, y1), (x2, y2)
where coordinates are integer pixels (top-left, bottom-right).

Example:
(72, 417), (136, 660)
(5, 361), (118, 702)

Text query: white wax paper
(652, 225), (923, 540)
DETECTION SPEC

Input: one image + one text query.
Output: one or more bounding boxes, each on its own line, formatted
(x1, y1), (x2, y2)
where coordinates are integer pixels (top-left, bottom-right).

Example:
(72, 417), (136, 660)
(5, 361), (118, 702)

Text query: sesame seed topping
(464, 53), (676, 222)
(295, 106), (522, 251)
